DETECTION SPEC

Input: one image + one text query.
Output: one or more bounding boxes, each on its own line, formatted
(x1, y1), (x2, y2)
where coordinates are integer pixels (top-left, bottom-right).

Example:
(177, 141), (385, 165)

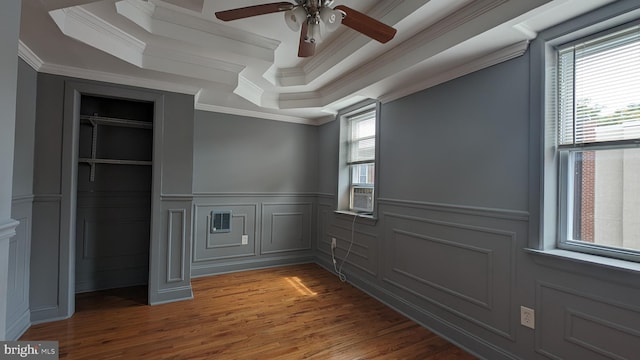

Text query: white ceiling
(19, 0), (616, 124)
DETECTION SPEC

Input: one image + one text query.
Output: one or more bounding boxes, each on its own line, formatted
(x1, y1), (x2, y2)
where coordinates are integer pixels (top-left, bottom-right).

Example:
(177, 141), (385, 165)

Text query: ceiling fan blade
(215, 2), (294, 21)
(334, 5), (397, 44)
(298, 21), (316, 57)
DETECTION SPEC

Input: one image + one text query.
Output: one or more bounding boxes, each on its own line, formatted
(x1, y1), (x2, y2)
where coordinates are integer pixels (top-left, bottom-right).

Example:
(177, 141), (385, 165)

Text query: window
(555, 22), (640, 262)
(337, 101), (379, 215)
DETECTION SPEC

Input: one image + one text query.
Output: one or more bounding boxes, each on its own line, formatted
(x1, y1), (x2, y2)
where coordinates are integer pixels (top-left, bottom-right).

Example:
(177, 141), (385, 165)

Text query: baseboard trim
(192, 256), (315, 278)
(6, 309), (31, 340)
(149, 285), (193, 305)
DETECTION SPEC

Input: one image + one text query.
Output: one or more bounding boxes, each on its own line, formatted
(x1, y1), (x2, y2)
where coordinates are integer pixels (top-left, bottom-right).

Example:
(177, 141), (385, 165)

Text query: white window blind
(348, 109), (376, 164)
(558, 24), (640, 148)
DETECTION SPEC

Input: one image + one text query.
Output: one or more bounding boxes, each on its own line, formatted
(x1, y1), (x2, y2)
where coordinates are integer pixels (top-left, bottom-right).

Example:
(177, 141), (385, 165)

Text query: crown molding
(117, 0), (279, 59)
(51, 4), (244, 85)
(38, 62), (200, 95)
(379, 40), (530, 104)
(18, 41), (44, 71)
(194, 102), (315, 125)
(315, 0), (512, 106)
(49, 6), (146, 67)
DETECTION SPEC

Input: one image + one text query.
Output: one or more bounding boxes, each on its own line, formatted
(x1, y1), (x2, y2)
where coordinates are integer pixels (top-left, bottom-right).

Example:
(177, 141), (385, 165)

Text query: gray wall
(0, 0), (21, 341)
(13, 1), (639, 356)
(30, 73), (194, 322)
(191, 112), (317, 275)
(315, 14), (640, 359)
(193, 112), (318, 194)
(8, 59), (37, 340)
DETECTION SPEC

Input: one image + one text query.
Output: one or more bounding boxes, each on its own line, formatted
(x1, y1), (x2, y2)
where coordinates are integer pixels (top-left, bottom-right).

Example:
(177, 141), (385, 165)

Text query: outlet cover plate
(520, 306), (535, 329)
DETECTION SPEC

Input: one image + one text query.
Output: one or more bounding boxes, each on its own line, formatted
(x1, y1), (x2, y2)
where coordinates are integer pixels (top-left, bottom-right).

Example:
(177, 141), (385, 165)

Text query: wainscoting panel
(536, 282), (640, 360)
(316, 203), (333, 255)
(191, 195), (316, 277)
(380, 200), (523, 341)
(167, 209), (186, 283)
(30, 196), (62, 321)
(192, 203), (257, 262)
(261, 202), (312, 254)
(327, 216), (378, 277)
(7, 199), (32, 339)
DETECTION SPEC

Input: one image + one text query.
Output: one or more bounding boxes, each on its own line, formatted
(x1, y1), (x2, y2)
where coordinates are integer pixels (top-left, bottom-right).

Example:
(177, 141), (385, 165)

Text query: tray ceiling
(19, 0), (615, 124)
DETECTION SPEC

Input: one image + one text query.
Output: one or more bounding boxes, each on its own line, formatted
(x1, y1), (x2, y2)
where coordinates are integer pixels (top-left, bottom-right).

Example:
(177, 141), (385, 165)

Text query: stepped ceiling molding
(19, 0), (615, 124)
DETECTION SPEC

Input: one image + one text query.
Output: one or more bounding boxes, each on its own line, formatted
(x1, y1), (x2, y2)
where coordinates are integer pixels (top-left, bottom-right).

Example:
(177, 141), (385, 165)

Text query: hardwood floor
(21, 264), (478, 359)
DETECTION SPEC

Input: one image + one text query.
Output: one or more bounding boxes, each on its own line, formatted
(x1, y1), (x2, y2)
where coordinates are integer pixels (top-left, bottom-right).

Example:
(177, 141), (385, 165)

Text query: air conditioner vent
(351, 186), (374, 212)
(211, 210), (232, 233)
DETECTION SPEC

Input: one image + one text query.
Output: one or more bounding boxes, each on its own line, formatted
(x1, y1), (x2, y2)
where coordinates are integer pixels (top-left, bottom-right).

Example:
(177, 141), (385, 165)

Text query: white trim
(194, 102), (314, 125)
(38, 62), (200, 95)
(0, 219), (20, 241)
(17, 41), (43, 71)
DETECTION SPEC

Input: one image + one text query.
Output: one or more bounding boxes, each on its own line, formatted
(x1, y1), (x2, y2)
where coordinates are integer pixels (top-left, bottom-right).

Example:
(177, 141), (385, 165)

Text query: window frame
(554, 21), (640, 262)
(336, 100), (380, 217)
(529, 0), (640, 267)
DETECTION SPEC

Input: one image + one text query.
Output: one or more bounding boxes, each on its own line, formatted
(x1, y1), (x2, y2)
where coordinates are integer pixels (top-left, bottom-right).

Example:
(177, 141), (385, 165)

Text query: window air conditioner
(350, 186), (374, 212)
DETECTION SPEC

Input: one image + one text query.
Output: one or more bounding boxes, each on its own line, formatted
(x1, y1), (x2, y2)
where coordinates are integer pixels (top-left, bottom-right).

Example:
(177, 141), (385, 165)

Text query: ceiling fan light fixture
(319, 7), (342, 32)
(305, 21), (321, 43)
(284, 6), (307, 32)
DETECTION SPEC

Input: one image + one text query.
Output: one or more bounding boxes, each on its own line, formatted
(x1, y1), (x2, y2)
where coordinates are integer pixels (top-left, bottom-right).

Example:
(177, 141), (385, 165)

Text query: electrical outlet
(331, 238), (337, 250)
(520, 306), (535, 329)
(241, 235), (248, 245)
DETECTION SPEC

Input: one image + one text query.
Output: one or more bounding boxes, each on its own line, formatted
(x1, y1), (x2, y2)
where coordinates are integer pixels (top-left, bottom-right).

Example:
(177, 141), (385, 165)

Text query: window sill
(525, 248), (640, 275)
(334, 210), (378, 225)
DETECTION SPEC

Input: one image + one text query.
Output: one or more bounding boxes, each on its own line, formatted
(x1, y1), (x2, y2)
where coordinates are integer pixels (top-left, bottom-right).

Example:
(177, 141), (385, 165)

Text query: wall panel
(536, 282), (640, 360)
(261, 202), (312, 254)
(191, 195), (316, 276)
(193, 203), (257, 262)
(7, 200), (31, 339)
(381, 202), (520, 340)
(327, 215), (378, 277)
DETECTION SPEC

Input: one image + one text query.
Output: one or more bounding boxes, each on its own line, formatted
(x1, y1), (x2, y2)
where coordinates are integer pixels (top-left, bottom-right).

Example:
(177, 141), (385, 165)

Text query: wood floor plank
(21, 263), (478, 359)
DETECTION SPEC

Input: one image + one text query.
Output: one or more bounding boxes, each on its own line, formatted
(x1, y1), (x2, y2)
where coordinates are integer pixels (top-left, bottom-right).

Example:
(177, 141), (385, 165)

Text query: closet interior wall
(75, 95), (153, 294)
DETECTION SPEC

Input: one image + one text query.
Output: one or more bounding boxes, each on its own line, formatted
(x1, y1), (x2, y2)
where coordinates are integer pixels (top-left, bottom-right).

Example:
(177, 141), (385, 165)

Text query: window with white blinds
(337, 102), (378, 214)
(348, 109), (376, 165)
(558, 23), (640, 148)
(555, 20), (640, 262)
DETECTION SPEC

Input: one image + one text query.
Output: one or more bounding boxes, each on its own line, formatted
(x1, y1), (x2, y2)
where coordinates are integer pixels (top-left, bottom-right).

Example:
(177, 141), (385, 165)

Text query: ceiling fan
(215, 0), (397, 57)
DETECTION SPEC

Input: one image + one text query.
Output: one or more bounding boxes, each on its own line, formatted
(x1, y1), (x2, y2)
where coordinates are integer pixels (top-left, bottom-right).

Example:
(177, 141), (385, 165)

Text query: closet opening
(75, 95), (154, 306)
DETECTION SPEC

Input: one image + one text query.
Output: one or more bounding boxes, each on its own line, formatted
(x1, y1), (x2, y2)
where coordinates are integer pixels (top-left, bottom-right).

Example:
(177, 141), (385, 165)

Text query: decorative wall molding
(378, 197), (530, 221)
(536, 281), (640, 359)
(0, 219), (20, 241)
(192, 203), (257, 263)
(11, 195), (35, 204)
(193, 192), (322, 198)
(166, 209), (186, 283)
(382, 210), (518, 341)
(261, 202), (313, 255)
(390, 228), (494, 309)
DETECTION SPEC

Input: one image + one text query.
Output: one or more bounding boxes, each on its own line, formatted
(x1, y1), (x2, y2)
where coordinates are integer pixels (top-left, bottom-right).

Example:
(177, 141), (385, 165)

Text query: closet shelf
(79, 158), (152, 166)
(80, 115), (152, 129)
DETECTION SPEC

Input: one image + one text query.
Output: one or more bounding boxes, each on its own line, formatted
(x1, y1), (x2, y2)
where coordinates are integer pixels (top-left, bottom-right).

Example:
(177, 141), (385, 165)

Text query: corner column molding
(0, 219), (20, 242)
